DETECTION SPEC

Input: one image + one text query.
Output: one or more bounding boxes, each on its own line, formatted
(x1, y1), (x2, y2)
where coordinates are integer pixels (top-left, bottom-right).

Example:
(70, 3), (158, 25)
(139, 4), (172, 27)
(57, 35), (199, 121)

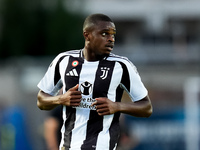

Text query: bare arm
(92, 96), (152, 117)
(117, 96), (152, 117)
(37, 84), (82, 110)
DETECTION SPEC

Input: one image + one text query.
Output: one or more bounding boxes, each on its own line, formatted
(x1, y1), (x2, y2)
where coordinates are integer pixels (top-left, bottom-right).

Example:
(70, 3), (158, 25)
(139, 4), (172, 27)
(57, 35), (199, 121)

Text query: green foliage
(0, 0), (84, 58)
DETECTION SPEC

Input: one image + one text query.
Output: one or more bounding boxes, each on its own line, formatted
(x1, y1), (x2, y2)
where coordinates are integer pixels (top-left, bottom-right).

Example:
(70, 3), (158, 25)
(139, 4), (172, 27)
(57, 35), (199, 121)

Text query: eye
(102, 32), (106, 36)
(112, 34), (115, 38)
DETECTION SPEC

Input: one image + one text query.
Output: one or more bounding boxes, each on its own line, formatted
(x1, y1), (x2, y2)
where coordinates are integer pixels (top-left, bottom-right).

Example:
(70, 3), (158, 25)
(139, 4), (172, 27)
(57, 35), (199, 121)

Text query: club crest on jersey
(72, 60), (79, 67)
(100, 67), (110, 80)
(80, 81), (92, 95)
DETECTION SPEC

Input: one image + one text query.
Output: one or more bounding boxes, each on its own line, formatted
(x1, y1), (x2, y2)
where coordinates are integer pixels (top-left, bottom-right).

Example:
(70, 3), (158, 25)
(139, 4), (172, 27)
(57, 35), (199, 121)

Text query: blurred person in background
(44, 105), (63, 150)
(0, 99), (32, 150)
(116, 92), (140, 150)
(37, 13), (152, 150)
(44, 89), (63, 150)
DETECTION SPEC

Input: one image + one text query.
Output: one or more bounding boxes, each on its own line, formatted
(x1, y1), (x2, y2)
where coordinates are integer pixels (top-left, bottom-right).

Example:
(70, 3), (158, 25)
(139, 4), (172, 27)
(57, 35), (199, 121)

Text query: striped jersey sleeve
(37, 51), (77, 95)
(108, 53), (148, 102)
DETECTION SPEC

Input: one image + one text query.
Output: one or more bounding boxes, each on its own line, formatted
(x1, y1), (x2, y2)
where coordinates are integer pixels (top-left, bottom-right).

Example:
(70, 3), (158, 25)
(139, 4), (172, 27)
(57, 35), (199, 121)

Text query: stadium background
(0, 0), (200, 150)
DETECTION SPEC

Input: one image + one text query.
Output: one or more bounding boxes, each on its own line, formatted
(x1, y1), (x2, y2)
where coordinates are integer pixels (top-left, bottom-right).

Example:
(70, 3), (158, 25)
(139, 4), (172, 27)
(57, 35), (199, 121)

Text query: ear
(83, 31), (90, 41)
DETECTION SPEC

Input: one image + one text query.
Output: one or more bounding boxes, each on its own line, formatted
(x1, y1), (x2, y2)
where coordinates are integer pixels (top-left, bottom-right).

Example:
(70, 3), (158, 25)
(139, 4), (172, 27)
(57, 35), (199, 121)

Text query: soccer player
(37, 13), (152, 150)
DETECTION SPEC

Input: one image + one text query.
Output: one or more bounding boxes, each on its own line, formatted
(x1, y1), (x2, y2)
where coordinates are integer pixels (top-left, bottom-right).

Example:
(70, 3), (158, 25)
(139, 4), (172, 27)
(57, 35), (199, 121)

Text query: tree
(0, 0), (84, 58)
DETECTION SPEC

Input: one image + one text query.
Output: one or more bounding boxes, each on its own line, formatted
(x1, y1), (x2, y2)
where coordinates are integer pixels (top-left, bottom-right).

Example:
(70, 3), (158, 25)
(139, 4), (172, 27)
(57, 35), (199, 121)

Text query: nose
(108, 34), (115, 43)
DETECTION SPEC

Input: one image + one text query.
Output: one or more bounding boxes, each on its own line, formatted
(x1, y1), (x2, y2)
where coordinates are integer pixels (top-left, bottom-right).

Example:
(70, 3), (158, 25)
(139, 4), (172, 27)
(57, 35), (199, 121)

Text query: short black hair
(83, 14), (113, 31)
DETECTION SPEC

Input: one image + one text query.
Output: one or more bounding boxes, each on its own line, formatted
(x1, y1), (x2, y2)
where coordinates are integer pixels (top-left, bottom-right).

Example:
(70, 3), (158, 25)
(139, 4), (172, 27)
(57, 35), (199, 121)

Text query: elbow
(37, 97), (44, 110)
(146, 107), (153, 118)
(143, 96), (153, 118)
(37, 92), (45, 110)
(37, 100), (44, 110)
(145, 104), (153, 118)
(37, 91), (55, 110)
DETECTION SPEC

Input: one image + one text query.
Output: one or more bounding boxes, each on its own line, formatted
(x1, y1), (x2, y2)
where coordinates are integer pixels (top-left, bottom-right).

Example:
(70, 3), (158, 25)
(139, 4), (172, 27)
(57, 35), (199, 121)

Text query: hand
(59, 84), (82, 107)
(91, 97), (118, 116)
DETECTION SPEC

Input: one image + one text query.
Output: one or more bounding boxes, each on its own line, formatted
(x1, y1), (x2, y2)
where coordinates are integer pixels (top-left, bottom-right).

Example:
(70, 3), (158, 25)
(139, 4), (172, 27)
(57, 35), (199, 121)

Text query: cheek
(91, 35), (105, 48)
(96, 37), (105, 45)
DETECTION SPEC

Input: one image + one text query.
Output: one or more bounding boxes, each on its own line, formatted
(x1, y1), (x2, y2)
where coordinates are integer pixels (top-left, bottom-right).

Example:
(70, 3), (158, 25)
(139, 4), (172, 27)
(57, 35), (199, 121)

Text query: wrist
(114, 102), (121, 113)
(55, 95), (62, 105)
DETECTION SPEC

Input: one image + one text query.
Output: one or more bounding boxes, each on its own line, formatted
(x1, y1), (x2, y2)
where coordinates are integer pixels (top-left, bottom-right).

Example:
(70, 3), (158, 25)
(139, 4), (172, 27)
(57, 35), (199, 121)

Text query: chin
(103, 52), (110, 57)
(97, 53), (109, 60)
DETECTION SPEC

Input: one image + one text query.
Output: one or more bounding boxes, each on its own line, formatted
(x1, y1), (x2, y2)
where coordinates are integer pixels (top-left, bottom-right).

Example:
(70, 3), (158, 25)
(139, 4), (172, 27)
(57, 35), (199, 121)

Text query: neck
(83, 48), (105, 61)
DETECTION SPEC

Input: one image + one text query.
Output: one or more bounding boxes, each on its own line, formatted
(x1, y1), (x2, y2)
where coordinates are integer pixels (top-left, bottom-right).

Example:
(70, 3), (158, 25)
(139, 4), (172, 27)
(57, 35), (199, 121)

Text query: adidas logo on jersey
(66, 68), (78, 76)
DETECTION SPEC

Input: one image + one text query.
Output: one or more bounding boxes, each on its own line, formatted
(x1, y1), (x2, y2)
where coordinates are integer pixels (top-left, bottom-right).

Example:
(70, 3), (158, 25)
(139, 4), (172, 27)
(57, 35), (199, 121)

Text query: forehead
(94, 21), (116, 32)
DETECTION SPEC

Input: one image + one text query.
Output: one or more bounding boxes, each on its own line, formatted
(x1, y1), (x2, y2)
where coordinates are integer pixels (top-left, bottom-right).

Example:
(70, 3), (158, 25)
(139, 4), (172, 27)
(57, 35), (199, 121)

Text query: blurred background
(0, 0), (200, 150)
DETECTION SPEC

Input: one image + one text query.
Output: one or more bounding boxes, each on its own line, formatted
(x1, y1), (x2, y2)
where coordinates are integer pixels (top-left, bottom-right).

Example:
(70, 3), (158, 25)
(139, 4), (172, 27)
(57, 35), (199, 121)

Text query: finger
(70, 102), (81, 106)
(91, 101), (105, 107)
(95, 98), (104, 101)
(71, 95), (82, 100)
(71, 91), (82, 95)
(95, 98), (109, 105)
(69, 84), (79, 91)
(97, 107), (109, 112)
(68, 99), (81, 106)
(91, 101), (97, 106)
(70, 99), (81, 103)
(96, 104), (107, 109)
(97, 111), (109, 116)
(94, 98), (105, 104)
(71, 104), (80, 107)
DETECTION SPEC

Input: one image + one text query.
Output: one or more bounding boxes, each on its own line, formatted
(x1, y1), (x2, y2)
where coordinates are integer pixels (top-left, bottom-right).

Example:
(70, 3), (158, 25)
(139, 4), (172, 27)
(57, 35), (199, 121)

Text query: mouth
(105, 44), (114, 51)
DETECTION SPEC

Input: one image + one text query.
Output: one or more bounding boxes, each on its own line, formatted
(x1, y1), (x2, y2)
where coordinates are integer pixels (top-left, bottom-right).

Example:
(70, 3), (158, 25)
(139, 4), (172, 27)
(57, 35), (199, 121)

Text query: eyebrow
(101, 29), (116, 34)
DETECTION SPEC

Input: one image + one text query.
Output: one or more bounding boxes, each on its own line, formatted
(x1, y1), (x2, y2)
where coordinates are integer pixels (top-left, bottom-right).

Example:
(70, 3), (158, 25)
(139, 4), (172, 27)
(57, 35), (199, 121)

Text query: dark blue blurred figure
(0, 105), (32, 150)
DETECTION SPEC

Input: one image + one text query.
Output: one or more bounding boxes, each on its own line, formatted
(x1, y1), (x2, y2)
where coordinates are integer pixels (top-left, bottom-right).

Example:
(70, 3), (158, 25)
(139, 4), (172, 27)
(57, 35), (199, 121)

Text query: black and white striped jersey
(38, 49), (148, 150)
